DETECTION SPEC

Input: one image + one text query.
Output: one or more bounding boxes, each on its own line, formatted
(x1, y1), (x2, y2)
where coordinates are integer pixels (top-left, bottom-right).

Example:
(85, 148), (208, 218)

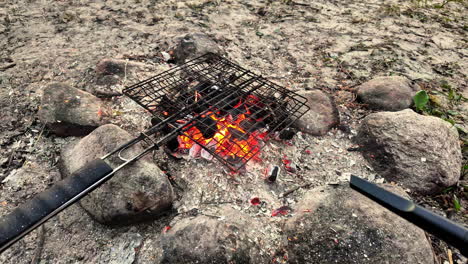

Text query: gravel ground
(0, 0), (466, 263)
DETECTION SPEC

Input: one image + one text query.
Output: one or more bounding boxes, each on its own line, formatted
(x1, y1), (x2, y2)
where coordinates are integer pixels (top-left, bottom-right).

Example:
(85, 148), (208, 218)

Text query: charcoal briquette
(195, 116), (217, 138)
(228, 127), (249, 141)
(279, 128), (296, 140)
(266, 165), (280, 183)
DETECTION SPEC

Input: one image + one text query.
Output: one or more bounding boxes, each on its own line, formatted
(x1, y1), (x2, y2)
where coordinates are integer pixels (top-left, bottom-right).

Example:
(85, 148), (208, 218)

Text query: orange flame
(177, 95), (267, 163)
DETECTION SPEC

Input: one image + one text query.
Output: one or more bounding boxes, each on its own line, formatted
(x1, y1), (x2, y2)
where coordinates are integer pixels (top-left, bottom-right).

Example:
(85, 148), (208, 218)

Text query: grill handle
(0, 159), (113, 253)
(350, 175), (468, 256)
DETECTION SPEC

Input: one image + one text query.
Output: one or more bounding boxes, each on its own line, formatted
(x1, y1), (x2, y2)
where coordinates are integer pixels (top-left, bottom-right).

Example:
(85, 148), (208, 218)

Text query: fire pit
(123, 53), (309, 172)
(0, 53), (310, 253)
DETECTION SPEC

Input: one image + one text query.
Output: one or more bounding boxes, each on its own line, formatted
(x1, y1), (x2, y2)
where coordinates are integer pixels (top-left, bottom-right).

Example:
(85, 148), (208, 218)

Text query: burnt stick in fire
(156, 95), (179, 116)
(239, 118), (266, 133)
(228, 127), (249, 141)
(218, 91), (243, 112)
(226, 108), (246, 120)
(194, 115), (217, 139)
(261, 98), (290, 131)
(151, 116), (179, 152)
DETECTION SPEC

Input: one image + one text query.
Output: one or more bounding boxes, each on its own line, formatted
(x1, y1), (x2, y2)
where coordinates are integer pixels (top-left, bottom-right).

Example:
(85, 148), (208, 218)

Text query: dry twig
(281, 183), (312, 198)
(447, 249), (453, 264)
(30, 225), (45, 264)
(94, 90), (122, 98)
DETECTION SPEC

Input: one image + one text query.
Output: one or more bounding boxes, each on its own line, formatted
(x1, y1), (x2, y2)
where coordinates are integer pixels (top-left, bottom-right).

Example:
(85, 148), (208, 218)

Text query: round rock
(172, 33), (222, 64)
(293, 89), (339, 136)
(283, 185), (434, 264)
(94, 59), (151, 86)
(38, 83), (110, 136)
(60, 124), (174, 225)
(356, 109), (461, 194)
(138, 208), (268, 263)
(95, 58), (149, 76)
(357, 76), (418, 111)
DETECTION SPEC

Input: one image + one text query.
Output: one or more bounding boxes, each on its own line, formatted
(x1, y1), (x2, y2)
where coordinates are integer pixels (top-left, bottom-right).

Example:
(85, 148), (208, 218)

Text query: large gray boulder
(38, 83), (110, 136)
(60, 124), (174, 225)
(283, 185), (434, 264)
(172, 33), (222, 64)
(293, 89), (339, 135)
(138, 207), (269, 263)
(357, 76), (418, 111)
(356, 109), (461, 194)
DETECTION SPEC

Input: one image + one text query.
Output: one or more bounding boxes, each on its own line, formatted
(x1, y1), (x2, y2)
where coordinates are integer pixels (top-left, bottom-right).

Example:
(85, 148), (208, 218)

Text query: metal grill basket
(123, 53), (309, 171)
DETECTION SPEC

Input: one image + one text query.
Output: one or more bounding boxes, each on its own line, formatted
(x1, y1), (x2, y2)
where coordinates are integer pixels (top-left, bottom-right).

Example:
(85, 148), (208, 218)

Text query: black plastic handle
(350, 175), (468, 256)
(0, 159), (113, 253)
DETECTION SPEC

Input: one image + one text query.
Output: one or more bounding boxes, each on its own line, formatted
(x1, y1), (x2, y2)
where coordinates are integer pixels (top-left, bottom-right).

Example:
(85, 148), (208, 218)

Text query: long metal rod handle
(0, 143), (158, 254)
(0, 159), (112, 253)
(350, 175), (468, 256)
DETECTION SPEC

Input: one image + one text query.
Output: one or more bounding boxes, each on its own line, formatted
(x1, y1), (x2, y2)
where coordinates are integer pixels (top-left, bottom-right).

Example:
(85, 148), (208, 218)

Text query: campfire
(176, 96), (268, 163)
(124, 53), (309, 172)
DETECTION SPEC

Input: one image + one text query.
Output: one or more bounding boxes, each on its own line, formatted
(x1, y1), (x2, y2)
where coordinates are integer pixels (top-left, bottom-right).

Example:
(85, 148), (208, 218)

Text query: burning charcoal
(282, 155), (297, 173)
(162, 226), (171, 233)
(226, 107), (246, 120)
(250, 197), (261, 206)
(176, 80), (215, 113)
(151, 116), (173, 134)
(285, 163), (297, 173)
(189, 143), (202, 158)
(265, 165), (280, 183)
(165, 137), (180, 153)
(195, 116), (217, 139)
(271, 206), (292, 217)
(219, 91), (242, 111)
(157, 95), (179, 115)
(226, 156), (243, 165)
(278, 128), (296, 140)
(248, 104), (269, 120)
(151, 116), (179, 153)
(228, 127), (249, 141)
(240, 118), (266, 133)
(200, 148), (214, 160)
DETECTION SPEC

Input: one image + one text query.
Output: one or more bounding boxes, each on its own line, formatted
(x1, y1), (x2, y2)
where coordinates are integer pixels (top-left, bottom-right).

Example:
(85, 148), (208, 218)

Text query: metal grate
(123, 53), (309, 171)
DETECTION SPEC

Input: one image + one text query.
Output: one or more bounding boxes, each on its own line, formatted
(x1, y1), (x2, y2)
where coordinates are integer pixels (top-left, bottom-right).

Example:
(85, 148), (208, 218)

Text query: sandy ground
(0, 0), (467, 263)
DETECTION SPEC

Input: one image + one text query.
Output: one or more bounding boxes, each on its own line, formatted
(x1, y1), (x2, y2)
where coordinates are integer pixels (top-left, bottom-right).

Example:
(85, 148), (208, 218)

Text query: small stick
(123, 59), (129, 86)
(31, 124), (46, 148)
(94, 90), (122, 98)
(424, 233), (440, 264)
(201, 200), (234, 205)
(199, 191), (204, 206)
(447, 249), (453, 264)
(281, 183), (312, 198)
(30, 225), (45, 264)
(0, 63), (16, 71)
(290, 1), (309, 6)
(201, 213), (221, 219)
(6, 150), (15, 170)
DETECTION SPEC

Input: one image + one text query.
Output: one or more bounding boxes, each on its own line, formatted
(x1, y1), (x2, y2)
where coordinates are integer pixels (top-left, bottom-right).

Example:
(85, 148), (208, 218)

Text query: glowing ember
(177, 94), (268, 164)
(250, 197), (261, 206)
(162, 226), (171, 233)
(271, 206), (292, 217)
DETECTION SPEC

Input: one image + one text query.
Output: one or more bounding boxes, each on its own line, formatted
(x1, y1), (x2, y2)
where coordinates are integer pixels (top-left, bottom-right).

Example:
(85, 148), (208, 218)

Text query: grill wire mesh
(123, 53), (309, 171)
